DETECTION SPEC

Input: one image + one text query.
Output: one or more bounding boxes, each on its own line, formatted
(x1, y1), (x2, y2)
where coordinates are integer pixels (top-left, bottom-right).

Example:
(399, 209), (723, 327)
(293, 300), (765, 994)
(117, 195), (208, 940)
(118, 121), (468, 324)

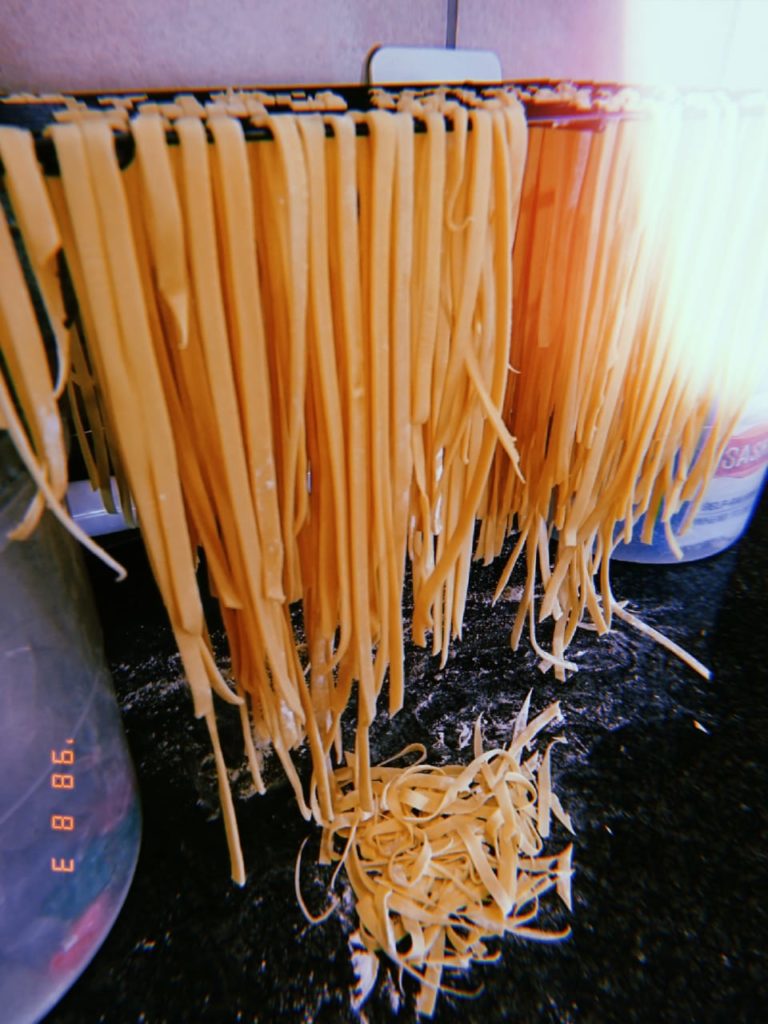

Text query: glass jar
(0, 434), (141, 1024)
(613, 388), (768, 563)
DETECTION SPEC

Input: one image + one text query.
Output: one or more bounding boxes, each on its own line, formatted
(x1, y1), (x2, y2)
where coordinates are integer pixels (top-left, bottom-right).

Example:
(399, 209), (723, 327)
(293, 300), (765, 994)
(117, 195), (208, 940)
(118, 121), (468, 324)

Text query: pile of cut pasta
(317, 697), (572, 1016)
(2, 82), (767, 1014)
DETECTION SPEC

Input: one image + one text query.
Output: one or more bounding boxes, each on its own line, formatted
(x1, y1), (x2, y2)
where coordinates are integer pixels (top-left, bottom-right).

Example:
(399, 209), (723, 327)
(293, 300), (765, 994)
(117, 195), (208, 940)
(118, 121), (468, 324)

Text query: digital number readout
(50, 738), (76, 874)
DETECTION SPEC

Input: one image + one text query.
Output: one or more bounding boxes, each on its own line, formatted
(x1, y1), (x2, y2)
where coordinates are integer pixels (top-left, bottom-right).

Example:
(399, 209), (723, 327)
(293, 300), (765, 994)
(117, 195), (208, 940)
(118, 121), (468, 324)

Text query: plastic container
(0, 435), (141, 1024)
(614, 389), (768, 563)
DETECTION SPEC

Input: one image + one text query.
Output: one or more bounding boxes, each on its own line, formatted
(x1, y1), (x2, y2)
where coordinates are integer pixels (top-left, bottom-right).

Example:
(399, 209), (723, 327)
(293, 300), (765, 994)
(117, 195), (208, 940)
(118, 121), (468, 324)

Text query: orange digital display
(50, 738), (76, 874)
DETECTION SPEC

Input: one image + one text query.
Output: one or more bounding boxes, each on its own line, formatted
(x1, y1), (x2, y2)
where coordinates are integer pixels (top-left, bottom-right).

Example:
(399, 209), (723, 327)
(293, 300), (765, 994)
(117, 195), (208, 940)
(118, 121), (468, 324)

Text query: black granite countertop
(43, 491), (768, 1024)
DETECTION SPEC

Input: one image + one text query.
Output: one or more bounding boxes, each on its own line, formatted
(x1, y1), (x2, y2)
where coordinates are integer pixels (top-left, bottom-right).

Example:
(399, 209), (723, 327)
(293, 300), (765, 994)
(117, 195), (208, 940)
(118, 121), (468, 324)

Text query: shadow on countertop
(44, 490), (768, 1024)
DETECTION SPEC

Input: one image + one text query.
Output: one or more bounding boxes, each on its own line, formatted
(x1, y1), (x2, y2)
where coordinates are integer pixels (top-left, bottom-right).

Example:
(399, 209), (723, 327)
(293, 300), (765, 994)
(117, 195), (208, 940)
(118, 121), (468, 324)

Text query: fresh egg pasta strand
(412, 112), (446, 426)
(0, 128), (70, 399)
(297, 114), (352, 670)
(68, 120), (249, 881)
(0, 184), (67, 502)
(363, 110), (399, 701)
(387, 111), (415, 713)
(52, 124), (216, 717)
(80, 121), (208, 639)
(122, 144), (242, 610)
(129, 115), (189, 347)
(175, 117), (300, 712)
(324, 114), (376, 732)
(44, 177), (124, 514)
(246, 131), (300, 598)
(269, 114), (310, 541)
(413, 109), (511, 645)
(208, 116), (286, 602)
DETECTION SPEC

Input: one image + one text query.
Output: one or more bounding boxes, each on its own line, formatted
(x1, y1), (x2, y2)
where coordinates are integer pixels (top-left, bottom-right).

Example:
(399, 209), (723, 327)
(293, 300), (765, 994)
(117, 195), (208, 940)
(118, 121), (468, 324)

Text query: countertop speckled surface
(43, 491), (768, 1024)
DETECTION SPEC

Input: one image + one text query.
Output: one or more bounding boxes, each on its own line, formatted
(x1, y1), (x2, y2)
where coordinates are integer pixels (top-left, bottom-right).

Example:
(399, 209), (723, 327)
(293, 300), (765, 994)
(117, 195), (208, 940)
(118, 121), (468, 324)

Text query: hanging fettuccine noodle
(0, 89), (530, 886)
(0, 127), (126, 568)
(479, 88), (768, 680)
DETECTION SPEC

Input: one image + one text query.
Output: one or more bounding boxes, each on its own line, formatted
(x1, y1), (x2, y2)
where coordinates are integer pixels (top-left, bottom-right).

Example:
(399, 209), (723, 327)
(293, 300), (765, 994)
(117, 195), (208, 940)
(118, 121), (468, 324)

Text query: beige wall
(1, 1), (766, 93)
(457, 0), (768, 90)
(0, 0), (446, 92)
(457, 0), (626, 83)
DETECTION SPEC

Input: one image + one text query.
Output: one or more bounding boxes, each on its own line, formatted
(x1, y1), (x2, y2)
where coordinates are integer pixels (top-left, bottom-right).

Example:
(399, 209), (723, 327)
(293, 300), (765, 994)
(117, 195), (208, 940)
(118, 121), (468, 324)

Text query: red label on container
(716, 425), (768, 478)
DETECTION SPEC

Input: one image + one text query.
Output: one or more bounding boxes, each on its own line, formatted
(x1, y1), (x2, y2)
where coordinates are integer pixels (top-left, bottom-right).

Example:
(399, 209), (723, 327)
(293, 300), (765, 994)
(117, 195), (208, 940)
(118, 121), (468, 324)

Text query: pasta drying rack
(0, 80), (636, 178)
